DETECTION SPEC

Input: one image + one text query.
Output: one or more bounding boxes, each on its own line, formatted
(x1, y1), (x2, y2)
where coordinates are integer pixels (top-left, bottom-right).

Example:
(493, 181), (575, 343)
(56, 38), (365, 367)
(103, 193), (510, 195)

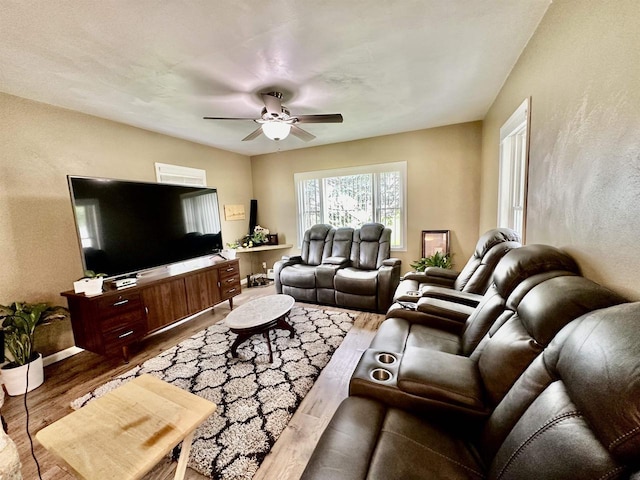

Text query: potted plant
(410, 251), (453, 271)
(0, 302), (69, 396)
(73, 270), (106, 296)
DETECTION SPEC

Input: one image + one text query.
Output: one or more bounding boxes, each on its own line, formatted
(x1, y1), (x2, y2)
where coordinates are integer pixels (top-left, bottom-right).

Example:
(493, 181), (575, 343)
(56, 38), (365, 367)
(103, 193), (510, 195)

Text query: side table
(36, 374), (216, 480)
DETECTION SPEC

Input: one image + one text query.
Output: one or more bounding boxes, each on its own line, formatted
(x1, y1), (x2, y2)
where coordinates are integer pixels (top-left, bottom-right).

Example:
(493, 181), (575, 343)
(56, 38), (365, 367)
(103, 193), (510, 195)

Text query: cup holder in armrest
(370, 368), (393, 382)
(376, 352), (397, 365)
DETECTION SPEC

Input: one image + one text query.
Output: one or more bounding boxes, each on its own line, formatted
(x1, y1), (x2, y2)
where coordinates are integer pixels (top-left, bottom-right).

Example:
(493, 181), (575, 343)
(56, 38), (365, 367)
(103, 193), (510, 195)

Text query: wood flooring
(2, 285), (381, 479)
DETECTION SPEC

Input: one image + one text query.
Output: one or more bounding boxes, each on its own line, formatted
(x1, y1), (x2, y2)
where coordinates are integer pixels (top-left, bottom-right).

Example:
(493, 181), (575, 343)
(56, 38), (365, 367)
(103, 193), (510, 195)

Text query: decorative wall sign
(224, 204), (245, 221)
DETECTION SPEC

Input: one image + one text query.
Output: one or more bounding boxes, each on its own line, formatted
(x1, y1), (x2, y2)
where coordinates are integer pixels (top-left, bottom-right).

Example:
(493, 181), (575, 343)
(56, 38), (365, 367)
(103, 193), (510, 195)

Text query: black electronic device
(67, 176), (223, 279)
(249, 199), (258, 234)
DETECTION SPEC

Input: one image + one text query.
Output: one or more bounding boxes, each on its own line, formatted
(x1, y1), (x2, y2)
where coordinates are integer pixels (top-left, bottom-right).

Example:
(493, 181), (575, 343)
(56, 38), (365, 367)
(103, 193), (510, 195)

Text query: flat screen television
(68, 175), (223, 279)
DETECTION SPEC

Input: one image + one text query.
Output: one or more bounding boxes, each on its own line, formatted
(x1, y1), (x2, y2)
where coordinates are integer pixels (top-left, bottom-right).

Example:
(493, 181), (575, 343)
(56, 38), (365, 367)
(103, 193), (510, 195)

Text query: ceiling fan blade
(203, 116), (256, 120)
(261, 92), (283, 116)
(242, 127), (263, 141)
(290, 125), (316, 142)
(294, 113), (343, 124)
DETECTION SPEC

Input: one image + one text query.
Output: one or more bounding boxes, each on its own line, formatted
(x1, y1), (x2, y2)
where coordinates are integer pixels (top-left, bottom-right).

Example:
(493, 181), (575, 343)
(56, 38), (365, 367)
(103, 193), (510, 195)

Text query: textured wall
(250, 122), (483, 274)
(0, 93), (253, 352)
(479, 0), (640, 299)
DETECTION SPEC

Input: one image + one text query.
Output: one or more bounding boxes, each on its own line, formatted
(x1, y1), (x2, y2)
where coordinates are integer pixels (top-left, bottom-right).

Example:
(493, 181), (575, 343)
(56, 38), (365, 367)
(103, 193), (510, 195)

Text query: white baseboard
(43, 346), (84, 367)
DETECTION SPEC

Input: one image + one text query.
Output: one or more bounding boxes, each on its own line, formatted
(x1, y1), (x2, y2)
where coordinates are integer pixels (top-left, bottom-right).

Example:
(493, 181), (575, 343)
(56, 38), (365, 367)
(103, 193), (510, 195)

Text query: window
(498, 98), (530, 239)
(294, 162), (407, 249)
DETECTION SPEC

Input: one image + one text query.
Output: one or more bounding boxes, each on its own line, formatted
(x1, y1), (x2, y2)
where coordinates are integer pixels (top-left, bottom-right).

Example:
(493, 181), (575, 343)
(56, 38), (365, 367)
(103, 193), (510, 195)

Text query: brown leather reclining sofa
(301, 244), (640, 479)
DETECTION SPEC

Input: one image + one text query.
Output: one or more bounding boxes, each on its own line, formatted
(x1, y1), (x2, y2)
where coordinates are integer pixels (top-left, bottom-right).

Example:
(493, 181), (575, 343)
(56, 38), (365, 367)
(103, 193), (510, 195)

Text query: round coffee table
(225, 294), (295, 362)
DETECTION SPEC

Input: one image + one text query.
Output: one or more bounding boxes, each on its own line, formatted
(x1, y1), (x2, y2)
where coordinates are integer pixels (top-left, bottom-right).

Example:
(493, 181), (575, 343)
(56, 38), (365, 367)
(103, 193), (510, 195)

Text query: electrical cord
(24, 359), (44, 480)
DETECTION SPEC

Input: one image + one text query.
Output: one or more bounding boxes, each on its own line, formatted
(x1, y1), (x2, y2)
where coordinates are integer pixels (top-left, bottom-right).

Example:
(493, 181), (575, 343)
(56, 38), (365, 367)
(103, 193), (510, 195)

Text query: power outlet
(262, 261), (267, 269)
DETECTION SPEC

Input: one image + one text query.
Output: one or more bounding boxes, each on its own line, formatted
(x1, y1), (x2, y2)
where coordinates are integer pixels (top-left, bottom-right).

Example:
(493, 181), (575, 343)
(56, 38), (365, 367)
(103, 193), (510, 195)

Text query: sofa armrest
(273, 255), (303, 293)
(383, 257), (402, 267)
(377, 261), (402, 312)
(419, 286), (483, 307)
(385, 303), (466, 335)
(423, 267), (460, 279)
(401, 268), (458, 288)
(415, 297), (474, 324)
(398, 347), (485, 411)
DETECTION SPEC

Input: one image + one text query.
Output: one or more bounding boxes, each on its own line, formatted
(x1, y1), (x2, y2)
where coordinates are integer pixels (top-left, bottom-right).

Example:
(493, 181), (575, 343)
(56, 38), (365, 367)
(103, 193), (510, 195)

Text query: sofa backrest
(454, 228), (522, 293)
(301, 224), (335, 266)
(350, 223), (391, 270)
(480, 302), (640, 479)
(459, 244), (582, 356)
(331, 227), (354, 259)
(472, 275), (626, 408)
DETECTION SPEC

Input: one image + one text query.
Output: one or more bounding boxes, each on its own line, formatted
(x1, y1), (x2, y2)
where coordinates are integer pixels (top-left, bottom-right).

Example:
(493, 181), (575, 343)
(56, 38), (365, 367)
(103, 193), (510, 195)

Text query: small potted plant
(73, 270), (106, 296)
(0, 302), (69, 395)
(410, 251), (453, 271)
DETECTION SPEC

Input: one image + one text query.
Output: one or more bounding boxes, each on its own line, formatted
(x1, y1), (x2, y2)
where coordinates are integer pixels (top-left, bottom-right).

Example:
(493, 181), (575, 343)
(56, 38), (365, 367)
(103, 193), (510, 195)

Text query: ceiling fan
(203, 91), (343, 142)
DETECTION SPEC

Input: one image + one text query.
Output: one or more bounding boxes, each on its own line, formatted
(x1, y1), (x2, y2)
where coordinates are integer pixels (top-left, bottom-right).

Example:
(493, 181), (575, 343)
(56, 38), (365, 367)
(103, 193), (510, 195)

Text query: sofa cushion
(335, 268), (379, 295)
(301, 396), (484, 480)
(279, 264), (318, 289)
(454, 227), (521, 292)
(301, 224), (335, 266)
(370, 316), (461, 355)
(493, 244), (580, 299)
(405, 325), (460, 354)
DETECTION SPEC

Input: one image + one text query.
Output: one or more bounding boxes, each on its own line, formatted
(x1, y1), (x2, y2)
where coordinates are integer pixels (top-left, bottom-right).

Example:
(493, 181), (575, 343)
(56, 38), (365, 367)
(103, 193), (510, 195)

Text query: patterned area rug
(71, 306), (356, 480)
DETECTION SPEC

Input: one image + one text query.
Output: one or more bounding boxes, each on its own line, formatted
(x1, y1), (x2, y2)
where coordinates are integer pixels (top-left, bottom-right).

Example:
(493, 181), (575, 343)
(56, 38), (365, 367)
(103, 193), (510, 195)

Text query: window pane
(324, 174), (373, 228)
(377, 171), (403, 247)
(294, 162), (406, 250)
(301, 178), (321, 232)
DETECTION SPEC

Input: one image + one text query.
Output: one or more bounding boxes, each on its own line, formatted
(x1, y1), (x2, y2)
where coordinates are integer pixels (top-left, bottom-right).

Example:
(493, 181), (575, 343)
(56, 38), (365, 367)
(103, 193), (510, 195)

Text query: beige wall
(479, 0), (640, 299)
(0, 93), (253, 354)
(250, 122), (483, 274)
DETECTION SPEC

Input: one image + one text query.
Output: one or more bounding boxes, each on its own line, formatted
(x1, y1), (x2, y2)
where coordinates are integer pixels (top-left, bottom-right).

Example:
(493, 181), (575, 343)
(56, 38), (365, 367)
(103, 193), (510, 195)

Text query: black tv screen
(68, 176), (223, 278)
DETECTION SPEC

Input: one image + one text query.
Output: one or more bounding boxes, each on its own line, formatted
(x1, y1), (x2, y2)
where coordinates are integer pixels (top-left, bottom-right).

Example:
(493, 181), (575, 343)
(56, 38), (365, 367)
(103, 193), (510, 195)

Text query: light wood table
(36, 374), (216, 480)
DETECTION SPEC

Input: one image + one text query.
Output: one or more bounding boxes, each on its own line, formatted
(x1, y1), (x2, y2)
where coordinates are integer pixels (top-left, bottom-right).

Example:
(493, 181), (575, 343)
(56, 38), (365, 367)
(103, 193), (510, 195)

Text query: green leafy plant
(82, 270), (106, 279)
(410, 251), (453, 271)
(0, 302), (69, 367)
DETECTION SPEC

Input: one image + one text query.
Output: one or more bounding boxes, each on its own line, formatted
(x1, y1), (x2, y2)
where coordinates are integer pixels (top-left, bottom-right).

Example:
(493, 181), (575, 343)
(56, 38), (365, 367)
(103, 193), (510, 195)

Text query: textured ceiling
(0, 0), (550, 156)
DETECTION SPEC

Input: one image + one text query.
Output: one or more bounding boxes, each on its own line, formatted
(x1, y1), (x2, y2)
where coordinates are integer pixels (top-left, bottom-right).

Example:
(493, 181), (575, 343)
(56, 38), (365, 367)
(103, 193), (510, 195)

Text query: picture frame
(421, 230), (450, 258)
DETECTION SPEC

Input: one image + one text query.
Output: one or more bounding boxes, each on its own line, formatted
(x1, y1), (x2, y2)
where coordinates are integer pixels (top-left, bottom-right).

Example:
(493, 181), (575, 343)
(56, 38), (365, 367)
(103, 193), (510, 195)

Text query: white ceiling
(0, 1), (550, 157)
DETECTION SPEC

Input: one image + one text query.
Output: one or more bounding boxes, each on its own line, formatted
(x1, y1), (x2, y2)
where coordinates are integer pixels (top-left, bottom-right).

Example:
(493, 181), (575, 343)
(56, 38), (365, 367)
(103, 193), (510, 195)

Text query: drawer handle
(113, 299), (129, 307)
(226, 267), (235, 272)
(118, 330), (134, 339)
(228, 288), (236, 293)
(226, 278), (235, 283)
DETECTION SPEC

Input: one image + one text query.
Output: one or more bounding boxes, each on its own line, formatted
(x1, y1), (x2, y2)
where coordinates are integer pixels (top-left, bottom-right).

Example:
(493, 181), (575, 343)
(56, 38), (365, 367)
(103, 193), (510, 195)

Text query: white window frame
(155, 162), (207, 186)
(294, 161), (407, 250)
(498, 98), (530, 240)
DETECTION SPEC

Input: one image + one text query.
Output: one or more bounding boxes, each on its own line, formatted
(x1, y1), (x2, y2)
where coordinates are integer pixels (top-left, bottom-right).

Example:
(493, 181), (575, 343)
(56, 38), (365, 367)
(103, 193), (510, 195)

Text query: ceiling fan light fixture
(262, 121), (291, 141)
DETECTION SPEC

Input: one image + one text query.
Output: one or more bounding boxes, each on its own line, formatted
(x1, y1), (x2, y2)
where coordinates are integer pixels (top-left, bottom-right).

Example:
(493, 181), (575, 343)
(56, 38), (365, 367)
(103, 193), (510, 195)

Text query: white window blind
(294, 162), (407, 249)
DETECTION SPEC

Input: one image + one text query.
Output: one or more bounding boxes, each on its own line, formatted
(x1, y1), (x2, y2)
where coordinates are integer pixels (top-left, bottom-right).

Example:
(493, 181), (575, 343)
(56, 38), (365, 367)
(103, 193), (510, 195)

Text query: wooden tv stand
(61, 257), (240, 360)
